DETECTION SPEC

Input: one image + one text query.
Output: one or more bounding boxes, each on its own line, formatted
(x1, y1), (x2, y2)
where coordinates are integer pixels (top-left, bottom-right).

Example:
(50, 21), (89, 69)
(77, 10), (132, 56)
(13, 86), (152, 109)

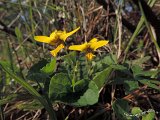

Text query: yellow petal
(50, 30), (57, 38)
(50, 44), (64, 56)
(89, 38), (98, 43)
(86, 53), (95, 60)
(69, 43), (87, 51)
(34, 36), (53, 43)
(90, 40), (109, 51)
(61, 27), (80, 41)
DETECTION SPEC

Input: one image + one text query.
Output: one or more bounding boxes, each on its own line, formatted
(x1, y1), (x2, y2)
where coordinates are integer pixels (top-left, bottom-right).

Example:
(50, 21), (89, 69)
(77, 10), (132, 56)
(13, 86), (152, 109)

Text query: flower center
(85, 45), (93, 53)
(50, 36), (64, 47)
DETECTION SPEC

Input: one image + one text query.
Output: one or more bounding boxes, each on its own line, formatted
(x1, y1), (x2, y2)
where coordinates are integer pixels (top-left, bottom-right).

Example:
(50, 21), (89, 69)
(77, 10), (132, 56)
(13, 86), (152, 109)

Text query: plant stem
(71, 61), (78, 92)
(123, 0), (157, 62)
(86, 59), (92, 78)
(138, 0), (160, 52)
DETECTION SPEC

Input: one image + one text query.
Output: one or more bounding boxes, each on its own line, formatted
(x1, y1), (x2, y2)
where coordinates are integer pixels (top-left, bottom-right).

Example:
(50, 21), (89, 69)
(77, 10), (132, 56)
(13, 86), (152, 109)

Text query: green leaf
(130, 107), (143, 119)
(124, 80), (139, 94)
(141, 69), (159, 77)
(27, 59), (48, 74)
(49, 74), (98, 106)
(93, 67), (112, 90)
(131, 65), (143, 77)
(131, 107), (142, 115)
(15, 27), (23, 41)
(131, 56), (151, 65)
(110, 64), (127, 71)
(101, 54), (117, 65)
(131, 65), (159, 78)
(74, 79), (89, 92)
(142, 110), (155, 120)
(26, 59), (48, 82)
(63, 51), (77, 65)
(60, 51), (77, 74)
(73, 81), (99, 106)
(41, 58), (56, 75)
(112, 99), (131, 120)
(27, 73), (48, 83)
(49, 73), (72, 101)
(138, 79), (160, 91)
(93, 54), (117, 72)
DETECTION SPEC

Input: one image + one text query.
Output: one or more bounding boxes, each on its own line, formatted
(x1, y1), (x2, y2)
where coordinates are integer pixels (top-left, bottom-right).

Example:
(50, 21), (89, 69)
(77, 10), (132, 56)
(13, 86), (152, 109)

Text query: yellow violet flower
(69, 38), (109, 60)
(34, 27), (80, 56)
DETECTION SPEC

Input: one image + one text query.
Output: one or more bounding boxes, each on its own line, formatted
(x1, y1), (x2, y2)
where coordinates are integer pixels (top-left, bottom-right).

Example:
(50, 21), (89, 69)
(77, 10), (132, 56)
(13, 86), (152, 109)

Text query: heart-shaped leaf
(41, 58), (56, 75)
(112, 99), (131, 120)
(93, 67), (112, 90)
(73, 81), (99, 106)
(49, 73), (72, 101)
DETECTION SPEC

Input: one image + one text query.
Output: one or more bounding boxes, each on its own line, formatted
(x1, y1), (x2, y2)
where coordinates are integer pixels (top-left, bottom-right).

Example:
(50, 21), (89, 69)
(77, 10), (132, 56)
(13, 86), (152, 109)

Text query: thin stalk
(43, 0), (49, 13)
(138, 1), (160, 66)
(123, 17), (144, 55)
(17, 0), (29, 28)
(29, 0), (35, 35)
(43, 93), (57, 120)
(63, 48), (75, 92)
(138, 1), (160, 50)
(116, 0), (123, 59)
(86, 59), (92, 78)
(12, 45), (25, 79)
(123, 0), (157, 62)
(6, 39), (14, 72)
(113, 18), (118, 44)
(71, 61), (78, 92)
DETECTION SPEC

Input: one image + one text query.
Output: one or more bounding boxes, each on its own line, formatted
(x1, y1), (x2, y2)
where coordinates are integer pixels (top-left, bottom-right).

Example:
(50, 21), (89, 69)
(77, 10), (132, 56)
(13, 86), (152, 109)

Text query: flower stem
(71, 61), (78, 92)
(86, 59), (92, 78)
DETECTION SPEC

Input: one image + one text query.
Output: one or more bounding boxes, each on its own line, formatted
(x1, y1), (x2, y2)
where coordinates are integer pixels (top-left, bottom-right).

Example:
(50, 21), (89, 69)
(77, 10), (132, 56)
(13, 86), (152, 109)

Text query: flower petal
(50, 44), (64, 56)
(69, 43), (87, 51)
(50, 30), (57, 38)
(89, 38), (98, 43)
(86, 53), (95, 60)
(90, 40), (109, 51)
(34, 36), (53, 43)
(61, 27), (80, 41)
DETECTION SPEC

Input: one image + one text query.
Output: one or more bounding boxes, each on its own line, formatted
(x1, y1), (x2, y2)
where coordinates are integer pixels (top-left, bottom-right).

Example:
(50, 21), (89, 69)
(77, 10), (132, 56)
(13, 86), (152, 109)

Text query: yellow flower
(34, 27), (80, 56)
(69, 38), (109, 60)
